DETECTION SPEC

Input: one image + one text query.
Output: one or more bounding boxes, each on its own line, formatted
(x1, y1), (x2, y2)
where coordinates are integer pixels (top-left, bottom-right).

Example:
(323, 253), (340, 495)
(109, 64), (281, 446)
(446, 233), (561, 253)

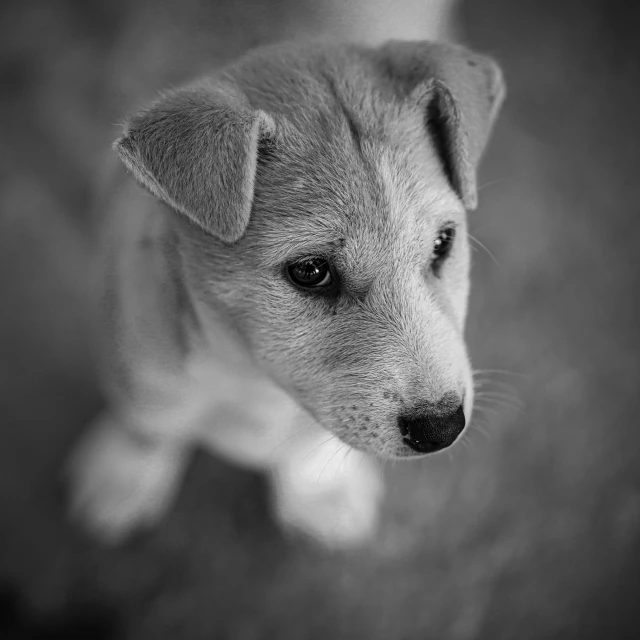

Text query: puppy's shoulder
(95, 166), (198, 387)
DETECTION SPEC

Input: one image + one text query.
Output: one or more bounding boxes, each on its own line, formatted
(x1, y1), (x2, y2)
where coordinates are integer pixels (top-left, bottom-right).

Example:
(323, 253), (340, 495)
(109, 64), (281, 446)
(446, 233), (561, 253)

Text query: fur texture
(116, 83), (275, 242)
(68, 39), (504, 547)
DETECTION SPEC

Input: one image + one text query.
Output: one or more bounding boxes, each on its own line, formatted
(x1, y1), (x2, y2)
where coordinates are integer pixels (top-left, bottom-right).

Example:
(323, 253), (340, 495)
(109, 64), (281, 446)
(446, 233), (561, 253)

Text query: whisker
(319, 443), (347, 483)
(473, 380), (521, 395)
(476, 178), (509, 193)
(470, 422), (492, 441)
(475, 389), (524, 400)
(301, 434), (337, 464)
(474, 401), (524, 415)
(467, 232), (500, 267)
(475, 390), (521, 405)
(268, 424), (316, 457)
(474, 405), (523, 421)
(473, 369), (530, 378)
(474, 385), (524, 399)
(337, 445), (353, 480)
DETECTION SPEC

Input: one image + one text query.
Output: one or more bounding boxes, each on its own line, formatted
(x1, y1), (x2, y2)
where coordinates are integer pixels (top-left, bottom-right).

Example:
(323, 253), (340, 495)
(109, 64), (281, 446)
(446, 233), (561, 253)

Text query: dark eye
(286, 257), (332, 289)
(432, 226), (456, 272)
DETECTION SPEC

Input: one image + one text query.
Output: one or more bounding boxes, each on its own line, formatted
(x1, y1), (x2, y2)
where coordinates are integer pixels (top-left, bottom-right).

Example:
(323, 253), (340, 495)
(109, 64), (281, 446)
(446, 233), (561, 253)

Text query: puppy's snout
(398, 405), (466, 454)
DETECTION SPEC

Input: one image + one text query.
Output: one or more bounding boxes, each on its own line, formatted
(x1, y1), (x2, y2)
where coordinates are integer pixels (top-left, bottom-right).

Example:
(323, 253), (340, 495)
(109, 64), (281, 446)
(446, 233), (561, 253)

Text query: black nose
(398, 405), (466, 453)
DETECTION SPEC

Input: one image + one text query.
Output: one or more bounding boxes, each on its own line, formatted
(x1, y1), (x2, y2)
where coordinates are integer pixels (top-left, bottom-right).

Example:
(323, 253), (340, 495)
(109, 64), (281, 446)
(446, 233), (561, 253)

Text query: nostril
(398, 404), (466, 453)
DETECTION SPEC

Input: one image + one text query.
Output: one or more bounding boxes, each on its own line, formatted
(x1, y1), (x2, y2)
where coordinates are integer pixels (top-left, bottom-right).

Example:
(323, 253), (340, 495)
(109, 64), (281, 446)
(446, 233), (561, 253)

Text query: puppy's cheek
(234, 287), (335, 394)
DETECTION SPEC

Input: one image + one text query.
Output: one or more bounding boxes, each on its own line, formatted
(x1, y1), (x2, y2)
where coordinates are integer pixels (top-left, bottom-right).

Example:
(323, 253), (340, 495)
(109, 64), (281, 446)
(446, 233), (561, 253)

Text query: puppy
(69, 39), (504, 547)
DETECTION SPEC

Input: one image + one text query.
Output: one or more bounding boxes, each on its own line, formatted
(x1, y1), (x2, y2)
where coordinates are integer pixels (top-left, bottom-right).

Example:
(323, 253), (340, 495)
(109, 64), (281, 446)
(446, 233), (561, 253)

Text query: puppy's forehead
(230, 42), (428, 161)
(230, 43), (385, 129)
(237, 43), (463, 258)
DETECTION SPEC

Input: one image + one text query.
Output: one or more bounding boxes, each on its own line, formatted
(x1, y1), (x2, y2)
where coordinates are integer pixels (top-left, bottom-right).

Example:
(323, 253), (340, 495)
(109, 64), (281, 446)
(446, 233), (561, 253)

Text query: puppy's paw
(67, 414), (187, 544)
(270, 436), (384, 549)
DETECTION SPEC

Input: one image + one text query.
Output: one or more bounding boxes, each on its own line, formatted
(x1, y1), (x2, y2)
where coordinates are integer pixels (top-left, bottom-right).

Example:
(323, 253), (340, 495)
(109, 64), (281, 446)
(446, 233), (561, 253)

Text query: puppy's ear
(377, 41), (506, 209)
(114, 83), (274, 242)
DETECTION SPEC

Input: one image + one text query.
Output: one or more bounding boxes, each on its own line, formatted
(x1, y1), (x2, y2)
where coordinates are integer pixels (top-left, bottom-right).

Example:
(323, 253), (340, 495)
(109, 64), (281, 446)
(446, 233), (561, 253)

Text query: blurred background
(1, 0), (639, 638)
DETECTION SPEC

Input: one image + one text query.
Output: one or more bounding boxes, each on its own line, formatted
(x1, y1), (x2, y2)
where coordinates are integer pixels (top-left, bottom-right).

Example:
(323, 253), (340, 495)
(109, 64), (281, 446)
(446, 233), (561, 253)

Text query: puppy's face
(117, 41), (504, 458)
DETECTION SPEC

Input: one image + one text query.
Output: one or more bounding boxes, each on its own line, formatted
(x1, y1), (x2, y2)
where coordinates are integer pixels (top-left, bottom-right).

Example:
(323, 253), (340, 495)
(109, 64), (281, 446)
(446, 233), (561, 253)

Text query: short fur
(68, 39), (504, 547)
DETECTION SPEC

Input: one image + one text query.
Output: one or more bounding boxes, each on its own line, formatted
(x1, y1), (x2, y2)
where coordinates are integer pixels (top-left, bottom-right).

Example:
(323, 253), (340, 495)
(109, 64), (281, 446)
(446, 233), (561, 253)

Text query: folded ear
(114, 83), (274, 242)
(377, 40), (506, 209)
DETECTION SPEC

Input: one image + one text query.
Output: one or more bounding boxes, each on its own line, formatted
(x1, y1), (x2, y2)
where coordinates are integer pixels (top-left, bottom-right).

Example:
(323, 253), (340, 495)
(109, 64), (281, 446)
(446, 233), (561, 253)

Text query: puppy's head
(115, 40), (505, 458)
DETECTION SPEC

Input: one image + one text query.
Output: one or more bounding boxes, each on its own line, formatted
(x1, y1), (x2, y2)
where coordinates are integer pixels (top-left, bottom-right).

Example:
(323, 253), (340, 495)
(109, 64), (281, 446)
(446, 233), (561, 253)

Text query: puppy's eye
(287, 257), (332, 289)
(431, 226), (456, 272)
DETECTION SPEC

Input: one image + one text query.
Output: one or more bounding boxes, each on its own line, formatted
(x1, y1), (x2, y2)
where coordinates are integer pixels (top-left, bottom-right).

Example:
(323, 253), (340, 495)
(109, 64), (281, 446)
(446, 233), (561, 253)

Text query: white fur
(66, 0), (506, 548)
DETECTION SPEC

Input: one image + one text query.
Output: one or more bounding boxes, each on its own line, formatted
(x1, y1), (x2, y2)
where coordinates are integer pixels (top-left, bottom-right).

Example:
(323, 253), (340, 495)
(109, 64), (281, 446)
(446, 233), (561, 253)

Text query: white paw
(270, 435), (384, 549)
(67, 414), (186, 544)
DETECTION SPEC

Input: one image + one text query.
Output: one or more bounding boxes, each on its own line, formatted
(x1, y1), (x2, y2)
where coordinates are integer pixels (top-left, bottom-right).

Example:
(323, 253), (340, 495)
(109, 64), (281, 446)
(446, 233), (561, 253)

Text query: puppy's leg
(68, 188), (210, 543)
(68, 365), (208, 544)
(68, 412), (188, 543)
(269, 427), (385, 549)
(199, 392), (384, 548)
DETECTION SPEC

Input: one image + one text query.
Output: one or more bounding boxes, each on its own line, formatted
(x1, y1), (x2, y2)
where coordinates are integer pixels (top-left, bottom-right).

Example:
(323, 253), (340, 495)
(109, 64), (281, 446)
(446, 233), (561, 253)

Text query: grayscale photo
(0, 0), (638, 638)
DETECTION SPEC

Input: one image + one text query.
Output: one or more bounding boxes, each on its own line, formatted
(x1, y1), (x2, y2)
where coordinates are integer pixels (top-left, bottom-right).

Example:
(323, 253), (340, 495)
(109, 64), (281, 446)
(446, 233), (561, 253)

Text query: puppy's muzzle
(398, 405), (466, 453)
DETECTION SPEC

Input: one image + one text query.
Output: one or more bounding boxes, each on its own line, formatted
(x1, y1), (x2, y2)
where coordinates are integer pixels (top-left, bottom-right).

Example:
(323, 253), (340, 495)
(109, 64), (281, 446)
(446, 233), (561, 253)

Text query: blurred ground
(1, 0), (640, 638)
